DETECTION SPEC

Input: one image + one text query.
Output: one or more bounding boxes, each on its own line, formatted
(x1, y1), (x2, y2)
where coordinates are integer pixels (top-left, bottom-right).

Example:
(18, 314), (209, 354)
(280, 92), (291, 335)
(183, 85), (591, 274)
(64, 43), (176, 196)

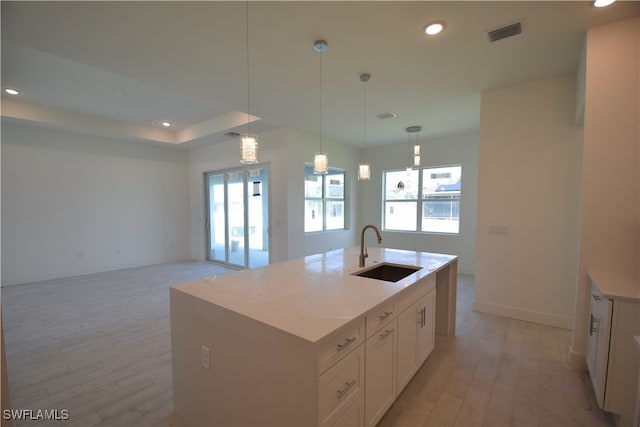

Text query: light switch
(488, 225), (509, 236)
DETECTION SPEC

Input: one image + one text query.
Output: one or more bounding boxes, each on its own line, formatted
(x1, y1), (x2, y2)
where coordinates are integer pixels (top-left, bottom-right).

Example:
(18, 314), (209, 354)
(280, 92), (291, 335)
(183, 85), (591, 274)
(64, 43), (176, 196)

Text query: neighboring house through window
(383, 165), (461, 234)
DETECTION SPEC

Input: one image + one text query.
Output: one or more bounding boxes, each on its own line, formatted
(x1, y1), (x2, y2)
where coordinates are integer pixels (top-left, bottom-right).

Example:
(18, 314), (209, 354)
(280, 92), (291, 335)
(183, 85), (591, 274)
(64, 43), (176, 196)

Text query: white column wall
(474, 75), (583, 329)
(570, 17), (640, 365)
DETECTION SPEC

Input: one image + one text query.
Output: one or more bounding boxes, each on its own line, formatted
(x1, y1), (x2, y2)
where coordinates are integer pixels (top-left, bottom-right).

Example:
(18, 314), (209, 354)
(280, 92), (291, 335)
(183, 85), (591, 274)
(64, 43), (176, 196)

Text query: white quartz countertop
(588, 270), (640, 303)
(171, 247), (456, 343)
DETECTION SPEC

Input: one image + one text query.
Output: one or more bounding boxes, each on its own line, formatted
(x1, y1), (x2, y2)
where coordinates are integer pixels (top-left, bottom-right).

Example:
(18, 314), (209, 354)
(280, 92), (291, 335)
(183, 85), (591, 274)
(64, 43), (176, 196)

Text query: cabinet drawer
(318, 319), (365, 373)
(397, 274), (434, 313)
(331, 395), (363, 427)
(365, 302), (397, 338)
(319, 344), (364, 426)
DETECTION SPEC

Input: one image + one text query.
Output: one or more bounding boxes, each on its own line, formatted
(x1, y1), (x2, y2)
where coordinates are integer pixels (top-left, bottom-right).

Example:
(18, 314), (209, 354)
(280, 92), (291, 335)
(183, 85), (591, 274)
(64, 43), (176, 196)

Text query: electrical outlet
(201, 345), (210, 370)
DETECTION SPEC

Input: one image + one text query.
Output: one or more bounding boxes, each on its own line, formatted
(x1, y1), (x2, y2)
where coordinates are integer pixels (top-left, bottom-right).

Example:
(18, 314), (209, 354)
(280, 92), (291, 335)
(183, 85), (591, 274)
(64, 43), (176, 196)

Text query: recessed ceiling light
(424, 21), (446, 36)
(593, 0), (616, 7)
(4, 88), (20, 95)
(161, 122), (171, 127)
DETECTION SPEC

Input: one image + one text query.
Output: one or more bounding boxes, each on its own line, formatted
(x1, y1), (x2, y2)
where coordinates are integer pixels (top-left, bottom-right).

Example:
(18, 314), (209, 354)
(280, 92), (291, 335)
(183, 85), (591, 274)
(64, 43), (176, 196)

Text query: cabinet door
(586, 285), (612, 408)
(416, 289), (436, 365)
(365, 320), (397, 427)
(593, 296), (612, 407)
(396, 302), (419, 394)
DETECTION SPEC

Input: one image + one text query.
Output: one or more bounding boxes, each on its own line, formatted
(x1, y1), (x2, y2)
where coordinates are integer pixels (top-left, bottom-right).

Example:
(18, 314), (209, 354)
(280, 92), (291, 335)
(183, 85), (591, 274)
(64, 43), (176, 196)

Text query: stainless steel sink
(353, 263), (422, 282)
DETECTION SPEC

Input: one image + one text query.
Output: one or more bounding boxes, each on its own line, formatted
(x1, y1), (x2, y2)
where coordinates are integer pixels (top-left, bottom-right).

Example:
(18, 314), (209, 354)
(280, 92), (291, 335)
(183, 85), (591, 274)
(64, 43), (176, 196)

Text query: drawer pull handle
(378, 311), (393, 320)
(336, 380), (356, 400)
(380, 329), (393, 340)
(336, 337), (356, 351)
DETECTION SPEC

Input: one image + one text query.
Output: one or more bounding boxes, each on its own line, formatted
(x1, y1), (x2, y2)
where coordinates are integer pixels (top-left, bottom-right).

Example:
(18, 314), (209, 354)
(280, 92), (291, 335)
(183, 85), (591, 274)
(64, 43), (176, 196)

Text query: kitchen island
(170, 247), (457, 426)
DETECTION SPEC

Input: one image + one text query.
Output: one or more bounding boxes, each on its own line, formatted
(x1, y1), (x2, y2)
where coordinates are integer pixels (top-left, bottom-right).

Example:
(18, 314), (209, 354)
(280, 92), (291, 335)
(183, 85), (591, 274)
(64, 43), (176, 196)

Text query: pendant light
(240, 1), (258, 164)
(406, 126), (422, 170)
(313, 40), (329, 174)
(414, 126), (422, 167)
(358, 73), (371, 181)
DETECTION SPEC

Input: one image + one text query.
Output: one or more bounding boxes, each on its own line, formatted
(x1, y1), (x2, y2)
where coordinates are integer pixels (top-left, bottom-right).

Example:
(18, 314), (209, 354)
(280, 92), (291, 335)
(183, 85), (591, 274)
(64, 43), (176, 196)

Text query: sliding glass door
(205, 166), (269, 269)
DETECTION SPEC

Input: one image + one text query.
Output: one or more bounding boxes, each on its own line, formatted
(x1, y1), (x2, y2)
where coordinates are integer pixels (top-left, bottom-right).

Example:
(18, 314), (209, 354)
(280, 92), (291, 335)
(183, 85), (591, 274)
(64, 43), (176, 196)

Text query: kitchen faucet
(359, 224), (383, 267)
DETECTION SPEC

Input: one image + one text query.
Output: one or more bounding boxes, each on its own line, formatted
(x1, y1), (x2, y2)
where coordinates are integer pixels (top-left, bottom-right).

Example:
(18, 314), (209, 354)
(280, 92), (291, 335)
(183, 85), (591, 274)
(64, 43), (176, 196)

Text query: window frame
(382, 165), (461, 235)
(304, 164), (347, 233)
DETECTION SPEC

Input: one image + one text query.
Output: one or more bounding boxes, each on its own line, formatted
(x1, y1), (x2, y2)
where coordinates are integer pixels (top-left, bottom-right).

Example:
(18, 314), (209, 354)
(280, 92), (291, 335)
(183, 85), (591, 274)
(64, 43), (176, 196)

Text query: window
(383, 165), (461, 234)
(304, 165), (346, 232)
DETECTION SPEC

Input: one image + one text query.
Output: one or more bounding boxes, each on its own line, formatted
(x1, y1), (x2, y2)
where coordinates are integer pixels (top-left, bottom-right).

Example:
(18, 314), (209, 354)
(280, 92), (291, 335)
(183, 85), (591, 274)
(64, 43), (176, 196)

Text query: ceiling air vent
(376, 112), (397, 120)
(224, 131), (241, 138)
(485, 21), (522, 43)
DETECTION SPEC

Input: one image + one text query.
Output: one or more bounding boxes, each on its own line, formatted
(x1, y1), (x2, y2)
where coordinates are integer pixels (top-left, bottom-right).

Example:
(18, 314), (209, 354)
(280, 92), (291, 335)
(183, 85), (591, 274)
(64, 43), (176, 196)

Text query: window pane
(385, 169), (419, 200)
(304, 200), (323, 232)
(422, 198), (460, 233)
(305, 165), (323, 198)
(422, 166), (461, 234)
(384, 201), (417, 231)
(421, 166), (461, 195)
(325, 200), (344, 230)
(325, 172), (344, 199)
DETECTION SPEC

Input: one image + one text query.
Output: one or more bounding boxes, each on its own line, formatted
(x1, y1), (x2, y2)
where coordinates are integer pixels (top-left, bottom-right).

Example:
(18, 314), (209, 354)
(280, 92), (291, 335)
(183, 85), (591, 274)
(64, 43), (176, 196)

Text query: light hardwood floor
(2, 262), (615, 427)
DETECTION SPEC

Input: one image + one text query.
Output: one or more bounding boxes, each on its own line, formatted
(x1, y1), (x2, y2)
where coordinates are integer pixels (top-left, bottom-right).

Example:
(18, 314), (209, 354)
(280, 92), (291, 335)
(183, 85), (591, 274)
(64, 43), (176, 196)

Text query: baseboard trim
(472, 299), (573, 329)
(1, 258), (190, 287)
(568, 346), (587, 370)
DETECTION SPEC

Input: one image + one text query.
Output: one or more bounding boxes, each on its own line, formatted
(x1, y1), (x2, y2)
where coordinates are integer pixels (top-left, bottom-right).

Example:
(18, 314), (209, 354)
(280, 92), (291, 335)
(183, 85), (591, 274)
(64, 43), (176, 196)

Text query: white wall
(188, 127), (360, 264)
(284, 128), (360, 259)
(359, 133), (479, 275)
(1, 121), (191, 286)
(474, 75), (583, 329)
(570, 17), (639, 365)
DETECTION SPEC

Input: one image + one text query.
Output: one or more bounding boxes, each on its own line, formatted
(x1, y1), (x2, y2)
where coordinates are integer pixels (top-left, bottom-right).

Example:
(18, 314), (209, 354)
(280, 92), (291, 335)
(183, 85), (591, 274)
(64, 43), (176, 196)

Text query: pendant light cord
(362, 79), (367, 163)
(319, 50), (323, 153)
(246, 0), (251, 135)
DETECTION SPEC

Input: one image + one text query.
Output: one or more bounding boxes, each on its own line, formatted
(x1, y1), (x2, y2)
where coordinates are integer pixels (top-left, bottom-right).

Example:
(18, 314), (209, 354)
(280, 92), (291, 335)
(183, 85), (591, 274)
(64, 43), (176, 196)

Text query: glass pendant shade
(240, 134), (258, 164)
(314, 152), (329, 174)
(413, 155), (421, 167)
(414, 145), (420, 156)
(358, 163), (371, 181)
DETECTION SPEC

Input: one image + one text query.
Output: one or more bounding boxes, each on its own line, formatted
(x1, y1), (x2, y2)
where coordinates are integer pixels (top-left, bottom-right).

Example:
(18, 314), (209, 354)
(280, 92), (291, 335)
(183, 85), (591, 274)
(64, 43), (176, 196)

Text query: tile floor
(2, 262), (615, 426)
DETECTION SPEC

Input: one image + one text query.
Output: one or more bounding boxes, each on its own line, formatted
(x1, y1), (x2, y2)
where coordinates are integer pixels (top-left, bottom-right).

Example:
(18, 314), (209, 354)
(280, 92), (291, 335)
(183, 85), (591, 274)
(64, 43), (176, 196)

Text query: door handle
(590, 314), (600, 335)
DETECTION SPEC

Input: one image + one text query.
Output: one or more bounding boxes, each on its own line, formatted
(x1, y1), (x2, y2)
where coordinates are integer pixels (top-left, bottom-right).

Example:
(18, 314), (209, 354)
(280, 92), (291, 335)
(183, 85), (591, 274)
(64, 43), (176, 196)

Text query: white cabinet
(319, 344), (365, 426)
(171, 257), (454, 427)
(586, 284), (612, 405)
(396, 277), (436, 394)
(586, 275), (640, 426)
(364, 318), (397, 426)
(364, 275), (436, 426)
(416, 290), (436, 365)
(333, 396), (364, 427)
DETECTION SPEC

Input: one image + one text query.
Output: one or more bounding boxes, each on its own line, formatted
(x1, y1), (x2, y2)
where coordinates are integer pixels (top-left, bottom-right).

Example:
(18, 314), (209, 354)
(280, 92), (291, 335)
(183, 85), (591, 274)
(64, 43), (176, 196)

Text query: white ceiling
(2, 1), (639, 148)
